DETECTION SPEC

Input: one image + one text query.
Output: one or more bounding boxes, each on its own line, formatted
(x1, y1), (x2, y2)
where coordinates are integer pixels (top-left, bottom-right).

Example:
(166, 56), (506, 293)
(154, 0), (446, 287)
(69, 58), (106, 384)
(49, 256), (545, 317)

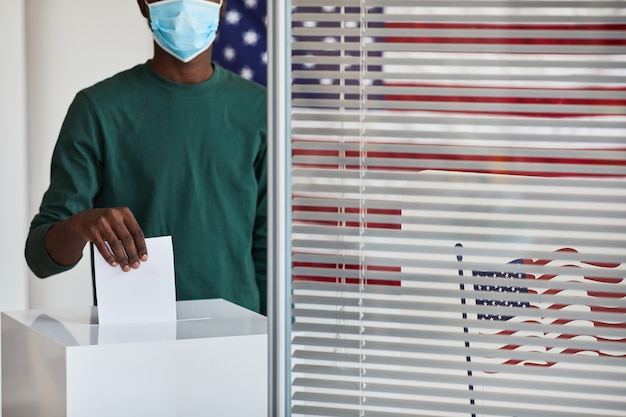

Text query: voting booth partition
(2, 299), (267, 417)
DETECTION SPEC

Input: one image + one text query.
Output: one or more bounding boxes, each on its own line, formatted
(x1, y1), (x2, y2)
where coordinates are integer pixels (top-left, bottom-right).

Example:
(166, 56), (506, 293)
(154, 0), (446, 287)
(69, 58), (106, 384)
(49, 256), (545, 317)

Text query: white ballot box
(1, 299), (267, 417)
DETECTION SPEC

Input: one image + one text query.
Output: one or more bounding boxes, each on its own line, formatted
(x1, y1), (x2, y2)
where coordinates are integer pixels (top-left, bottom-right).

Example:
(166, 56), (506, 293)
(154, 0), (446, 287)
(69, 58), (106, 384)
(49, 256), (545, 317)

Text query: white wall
(1, 3), (28, 414)
(1, 1), (29, 314)
(25, 0), (152, 309)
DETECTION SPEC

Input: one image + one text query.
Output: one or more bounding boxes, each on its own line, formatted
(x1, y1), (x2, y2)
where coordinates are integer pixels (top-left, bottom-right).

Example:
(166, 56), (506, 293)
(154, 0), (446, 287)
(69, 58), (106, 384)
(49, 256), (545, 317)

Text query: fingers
(93, 239), (119, 268)
(81, 207), (148, 272)
(124, 210), (148, 263)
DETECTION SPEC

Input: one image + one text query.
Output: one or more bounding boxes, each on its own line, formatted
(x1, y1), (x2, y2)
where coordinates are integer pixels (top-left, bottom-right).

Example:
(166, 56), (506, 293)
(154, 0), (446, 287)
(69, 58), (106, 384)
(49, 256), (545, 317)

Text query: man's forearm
(43, 218), (88, 267)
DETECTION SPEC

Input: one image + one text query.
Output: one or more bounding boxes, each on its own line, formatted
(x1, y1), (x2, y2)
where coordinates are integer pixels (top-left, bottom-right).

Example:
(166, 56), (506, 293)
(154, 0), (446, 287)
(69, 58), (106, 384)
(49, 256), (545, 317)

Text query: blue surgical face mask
(146, 0), (223, 63)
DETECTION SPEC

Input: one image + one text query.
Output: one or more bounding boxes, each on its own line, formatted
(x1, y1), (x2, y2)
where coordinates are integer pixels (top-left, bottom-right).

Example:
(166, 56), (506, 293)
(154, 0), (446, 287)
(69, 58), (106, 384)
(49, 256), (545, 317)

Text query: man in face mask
(25, 0), (268, 315)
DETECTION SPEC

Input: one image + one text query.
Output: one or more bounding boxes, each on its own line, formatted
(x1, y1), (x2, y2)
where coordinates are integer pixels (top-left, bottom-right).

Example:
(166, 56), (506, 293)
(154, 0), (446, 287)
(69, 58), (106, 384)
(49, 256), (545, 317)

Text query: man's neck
(150, 45), (215, 85)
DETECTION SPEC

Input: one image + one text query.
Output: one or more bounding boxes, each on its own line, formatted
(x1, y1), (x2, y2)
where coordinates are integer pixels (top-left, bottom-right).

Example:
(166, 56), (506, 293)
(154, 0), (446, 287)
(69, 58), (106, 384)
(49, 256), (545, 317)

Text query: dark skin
(44, 0), (226, 272)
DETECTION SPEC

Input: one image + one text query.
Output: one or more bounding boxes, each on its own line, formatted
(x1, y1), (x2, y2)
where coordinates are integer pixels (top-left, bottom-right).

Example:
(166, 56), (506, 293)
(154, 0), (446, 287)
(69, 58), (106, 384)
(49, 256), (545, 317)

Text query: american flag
(471, 258), (530, 321)
(455, 246), (626, 416)
(288, 3), (626, 176)
(217, 2), (626, 316)
(461, 247), (626, 368)
(291, 5), (383, 103)
(215, 2), (626, 173)
(213, 0), (267, 86)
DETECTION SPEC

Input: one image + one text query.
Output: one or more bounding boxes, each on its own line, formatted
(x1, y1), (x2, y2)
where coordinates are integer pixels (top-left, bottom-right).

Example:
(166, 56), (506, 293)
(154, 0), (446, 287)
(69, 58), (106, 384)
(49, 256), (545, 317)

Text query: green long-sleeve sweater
(25, 61), (267, 315)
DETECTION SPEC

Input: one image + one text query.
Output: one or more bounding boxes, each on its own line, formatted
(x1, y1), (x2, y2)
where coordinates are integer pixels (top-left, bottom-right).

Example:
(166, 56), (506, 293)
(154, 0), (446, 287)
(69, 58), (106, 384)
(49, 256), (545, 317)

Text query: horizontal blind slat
(292, 307), (626, 339)
(292, 56), (626, 70)
(292, 362), (624, 389)
(293, 27), (626, 40)
(293, 182), (626, 202)
(293, 98), (626, 115)
(292, 247), (625, 267)
(292, 213), (626, 234)
(292, 323), (625, 353)
(292, 294), (626, 323)
(292, 350), (624, 382)
(295, 13), (626, 25)
(292, 40), (626, 54)
(291, 336), (625, 367)
(292, 111), (626, 130)
(292, 378), (626, 411)
(293, 0), (626, 8)
(291, 279), (626, 308)
(292, 393), (623, 417)
(293, 84), (626, 100)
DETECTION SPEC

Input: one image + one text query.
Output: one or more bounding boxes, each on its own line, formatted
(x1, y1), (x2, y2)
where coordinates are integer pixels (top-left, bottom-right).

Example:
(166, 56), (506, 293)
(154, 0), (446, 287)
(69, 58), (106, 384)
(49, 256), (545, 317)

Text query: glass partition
(274, 1), (626, 416)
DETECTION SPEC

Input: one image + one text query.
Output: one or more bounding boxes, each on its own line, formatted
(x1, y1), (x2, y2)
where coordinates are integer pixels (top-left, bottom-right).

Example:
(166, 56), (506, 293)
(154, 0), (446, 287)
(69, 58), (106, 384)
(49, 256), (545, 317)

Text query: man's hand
(45, 207), (148, 272)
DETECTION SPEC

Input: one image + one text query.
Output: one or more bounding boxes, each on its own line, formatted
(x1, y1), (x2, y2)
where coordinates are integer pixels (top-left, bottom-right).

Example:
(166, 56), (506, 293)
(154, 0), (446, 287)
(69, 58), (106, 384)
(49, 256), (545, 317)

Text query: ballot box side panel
(2, 313), (67, 417)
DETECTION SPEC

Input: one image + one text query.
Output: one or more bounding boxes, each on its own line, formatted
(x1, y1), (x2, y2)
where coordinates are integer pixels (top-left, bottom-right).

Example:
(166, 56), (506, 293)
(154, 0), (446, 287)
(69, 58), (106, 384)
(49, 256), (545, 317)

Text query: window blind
(288, 1), (626, 417)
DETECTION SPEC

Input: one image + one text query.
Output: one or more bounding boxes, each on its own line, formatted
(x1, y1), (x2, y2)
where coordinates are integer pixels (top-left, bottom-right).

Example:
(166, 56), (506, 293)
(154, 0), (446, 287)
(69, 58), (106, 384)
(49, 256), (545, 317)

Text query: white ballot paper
(94, 235), (177, 325)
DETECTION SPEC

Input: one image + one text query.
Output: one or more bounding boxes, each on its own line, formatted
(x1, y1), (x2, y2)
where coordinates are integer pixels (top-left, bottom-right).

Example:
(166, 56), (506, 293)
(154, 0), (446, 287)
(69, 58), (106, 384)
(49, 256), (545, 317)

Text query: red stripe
(384, 83), (626, 93)
(384, 22), (626, 46)
(293, 261), (401, 286)
(383, 84), (626, 108)
(293, 205), (402, 230)
(381, 83), (626, 118)
(293, 144), (626, 178)
(385, 23), (626, 31)
(381, 109), (625, 118)
(346, 150), (626, 167)
(385, 37), (626, 46)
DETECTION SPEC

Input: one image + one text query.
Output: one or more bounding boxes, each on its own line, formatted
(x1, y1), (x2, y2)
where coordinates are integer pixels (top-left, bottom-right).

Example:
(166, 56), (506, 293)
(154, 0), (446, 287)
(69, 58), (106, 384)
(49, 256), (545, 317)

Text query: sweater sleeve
(25, 91), (103, 278)
(24, 223), (74, 278)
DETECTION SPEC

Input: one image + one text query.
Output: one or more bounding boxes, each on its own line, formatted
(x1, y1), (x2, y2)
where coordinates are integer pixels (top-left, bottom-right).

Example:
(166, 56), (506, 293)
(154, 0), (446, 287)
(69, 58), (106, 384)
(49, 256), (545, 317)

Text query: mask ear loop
(144, 0), (153, 28)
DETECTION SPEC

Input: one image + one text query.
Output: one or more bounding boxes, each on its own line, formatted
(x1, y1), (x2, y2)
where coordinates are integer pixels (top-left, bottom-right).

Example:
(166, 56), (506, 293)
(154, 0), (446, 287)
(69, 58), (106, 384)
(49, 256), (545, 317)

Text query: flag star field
(213, 0), (267, 86)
